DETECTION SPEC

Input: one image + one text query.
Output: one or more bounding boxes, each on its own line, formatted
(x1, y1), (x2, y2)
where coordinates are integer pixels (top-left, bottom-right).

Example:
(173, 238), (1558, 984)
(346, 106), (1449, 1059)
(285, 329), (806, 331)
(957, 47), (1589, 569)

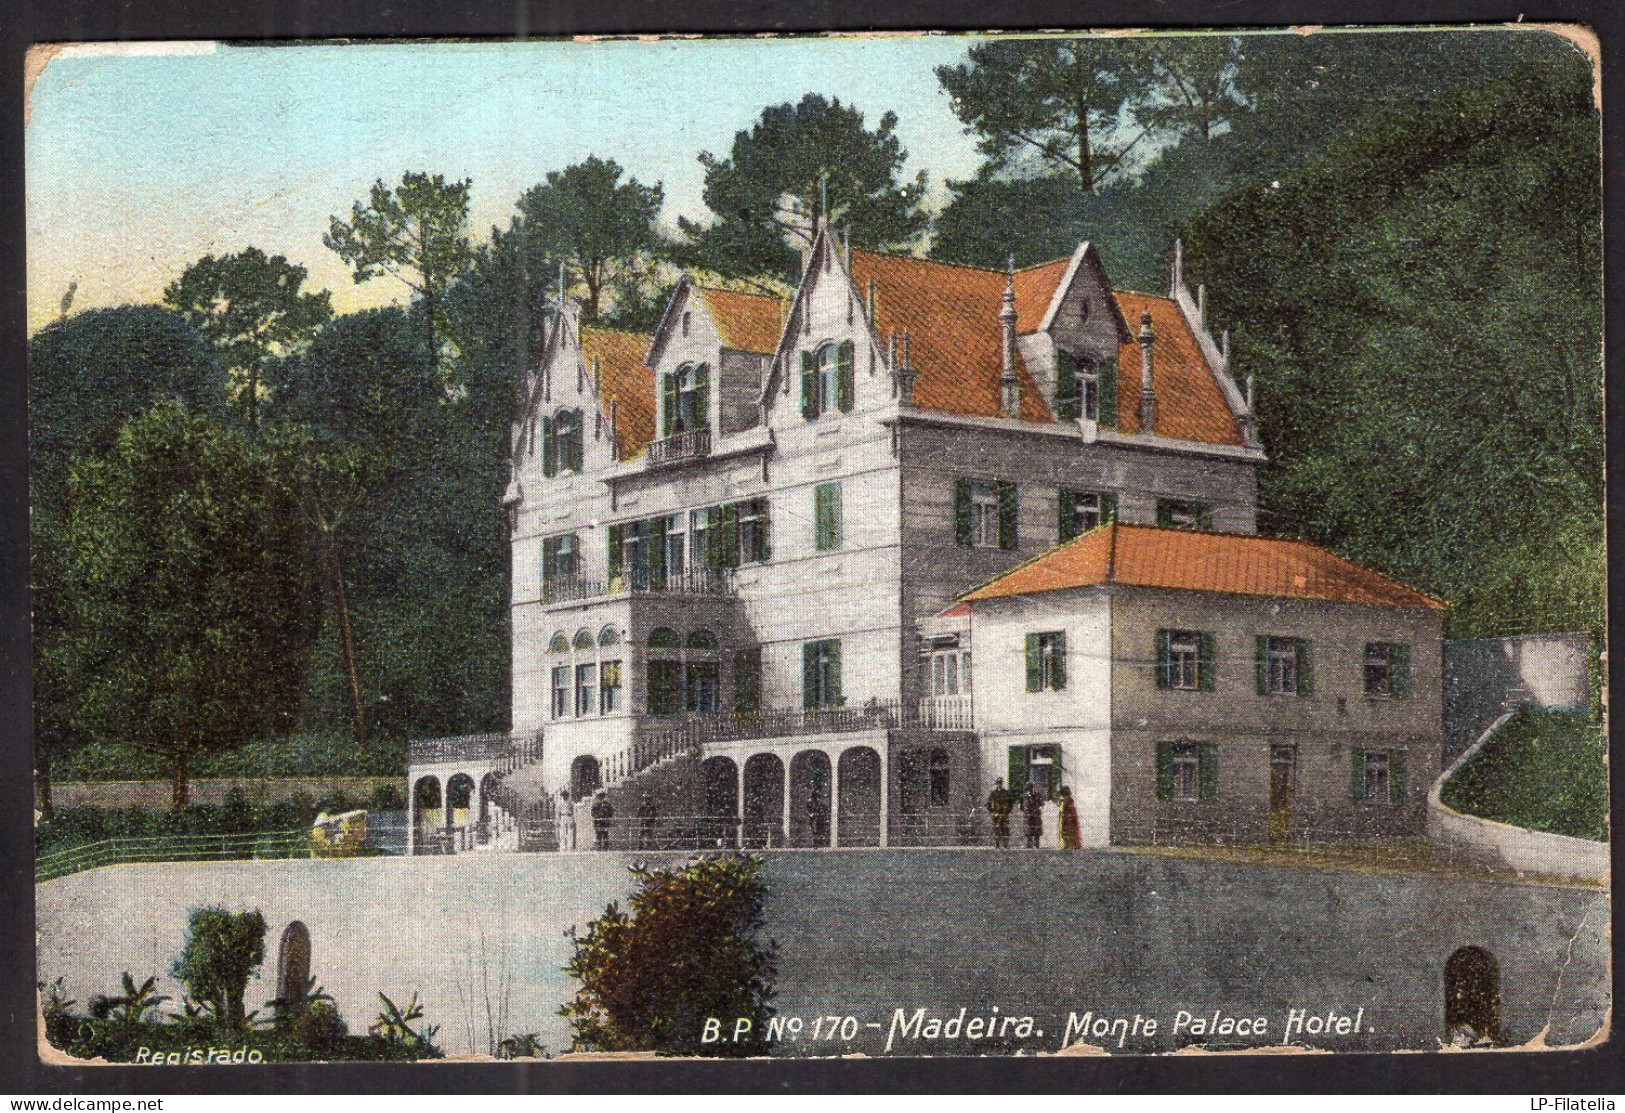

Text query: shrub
(561, 853), (777, 1056)
(171, 906), (267, 1030)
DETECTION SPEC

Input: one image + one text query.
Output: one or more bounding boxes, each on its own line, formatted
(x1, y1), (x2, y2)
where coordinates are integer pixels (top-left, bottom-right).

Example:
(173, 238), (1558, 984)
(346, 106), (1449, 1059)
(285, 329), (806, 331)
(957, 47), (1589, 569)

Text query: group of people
(985, 778), (1082, 849)
(555, 788), (661, 851)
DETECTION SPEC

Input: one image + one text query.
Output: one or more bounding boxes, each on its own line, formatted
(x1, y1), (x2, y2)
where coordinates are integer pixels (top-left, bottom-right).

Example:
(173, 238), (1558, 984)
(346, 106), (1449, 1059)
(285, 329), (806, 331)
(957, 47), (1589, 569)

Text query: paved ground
(37, 847), (1609, 1059)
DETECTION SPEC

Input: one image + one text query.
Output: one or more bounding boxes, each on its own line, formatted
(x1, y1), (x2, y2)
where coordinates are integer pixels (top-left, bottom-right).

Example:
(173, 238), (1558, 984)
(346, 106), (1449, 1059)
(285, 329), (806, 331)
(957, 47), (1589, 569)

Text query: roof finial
(999, 258), (1019, 418)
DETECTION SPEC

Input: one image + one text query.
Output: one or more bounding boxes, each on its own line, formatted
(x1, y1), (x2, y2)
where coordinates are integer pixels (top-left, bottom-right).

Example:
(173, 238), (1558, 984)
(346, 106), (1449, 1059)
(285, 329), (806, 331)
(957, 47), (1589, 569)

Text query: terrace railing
(407, 732), (520, 766)
(34, 822), (406, 883)
(541, 567), (735, 605)
(646, 427), (711, 467)
(638, 696), (974, 753)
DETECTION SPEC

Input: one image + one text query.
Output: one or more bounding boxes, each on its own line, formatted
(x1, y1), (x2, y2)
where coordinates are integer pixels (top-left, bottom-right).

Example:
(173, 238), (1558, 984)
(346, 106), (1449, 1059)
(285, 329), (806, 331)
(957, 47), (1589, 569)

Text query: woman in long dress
(1058, 786), (1082, 849)
(555, 789), (577, 851)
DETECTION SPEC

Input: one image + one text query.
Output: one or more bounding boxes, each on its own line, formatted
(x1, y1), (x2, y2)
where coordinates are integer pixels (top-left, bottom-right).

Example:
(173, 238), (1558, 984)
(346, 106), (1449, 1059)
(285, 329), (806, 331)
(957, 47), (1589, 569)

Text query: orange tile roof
(697, 286), (786, 354)
(957, 523), (1445, 610)
(1011, 257), (1072, 334)
(1112, 291), (1244, 447)
(849, 249), (1056, 423)
(580, 325), (656, 459)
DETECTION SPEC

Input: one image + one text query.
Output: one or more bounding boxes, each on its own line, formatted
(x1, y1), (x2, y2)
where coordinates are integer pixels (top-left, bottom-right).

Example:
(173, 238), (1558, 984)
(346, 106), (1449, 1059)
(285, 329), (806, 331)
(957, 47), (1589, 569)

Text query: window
(1156, 741), (1218, 801)
(575, 663), (597, 716)
(1350, 749), (1408, 806)
(1025, 632), (1067, 693)
(733, 647), (762, 717)
(662, 515), (686, 578)
(573, 629), (594, 651)
(648, 627), (681, 650)
(551, 666), (571, 719)
(803, 639), (843, 710)
(1059, 489), (1116, 543)
(1156, 629), (1214, 691)
(1257, 636), (1312, 697)
(662, 362), (710, 435)
(1156, 498), (1214, 531)
(929, 748), (951, 807)
(599, 660), (622, 713)
(686, 662), (719, 716)
(955, 479), (1017, 549)
(598, 626), (620, 648)
(735, 499), (771, 564)
(687, 629), (718, 651)
(814, 483), (843, 552)
(541, 534), (580, 595)
(647, 660), (683, 716)
(800, 341), (854, 419)
(681, 310), (691, 337)
(1364, 642), (1412, 698)
(929, 649), (972, 696)
(549, 631), (569, 654)
(541, 409), (584, 476)
(1054, 351), (1099, 422)
(1009, 744), (1061, 800)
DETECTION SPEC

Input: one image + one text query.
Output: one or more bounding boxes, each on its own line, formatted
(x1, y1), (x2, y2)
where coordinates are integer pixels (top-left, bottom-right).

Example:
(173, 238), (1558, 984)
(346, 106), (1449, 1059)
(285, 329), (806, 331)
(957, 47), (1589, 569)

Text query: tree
(324, 172), (475, 376)
(678, 94), (928, 282)
(171, 906), (267, 1031)
(162, 247), (332, 430)
(930, 171), (1095, 271)
(936, 37), (1157, 192)
(505, 157), (664, 322)
(562, 854), (777, 1056)
(63, 402), (314, 809)
(1139, 38), (1245, 141)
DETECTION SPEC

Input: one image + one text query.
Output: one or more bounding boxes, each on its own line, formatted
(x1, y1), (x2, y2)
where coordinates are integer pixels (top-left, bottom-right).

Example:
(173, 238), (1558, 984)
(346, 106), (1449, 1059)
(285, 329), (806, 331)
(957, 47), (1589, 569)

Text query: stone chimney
(1138, 310), (1157, 433)
(999, 257), (1020, 418)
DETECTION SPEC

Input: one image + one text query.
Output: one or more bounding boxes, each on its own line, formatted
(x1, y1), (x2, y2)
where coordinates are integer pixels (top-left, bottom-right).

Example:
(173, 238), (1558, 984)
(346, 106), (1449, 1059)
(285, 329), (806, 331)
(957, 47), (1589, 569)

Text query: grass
(1133, 838), (1602, 889)
(1441, 709), (1607, 842)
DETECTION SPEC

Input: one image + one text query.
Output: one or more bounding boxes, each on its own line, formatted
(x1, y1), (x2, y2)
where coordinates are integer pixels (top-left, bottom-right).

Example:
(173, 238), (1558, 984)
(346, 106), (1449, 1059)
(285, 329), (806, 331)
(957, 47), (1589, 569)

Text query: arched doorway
(742, 754), (785, 849)
(478, 772), (501, 831)
(1445, 946), (1502, 1046)
(701, 756), (739, 848)
(837, 747), (883, 847)
(276, 922), (311, 1008)
(789, 750), (832, 848)
(445, 774), (476, 831)
(571, 755), (603, 800)
(412, 776), (442, 850)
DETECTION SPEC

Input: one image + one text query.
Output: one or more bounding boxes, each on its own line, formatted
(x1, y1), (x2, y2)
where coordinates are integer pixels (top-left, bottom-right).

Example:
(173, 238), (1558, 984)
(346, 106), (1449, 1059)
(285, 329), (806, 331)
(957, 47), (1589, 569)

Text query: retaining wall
(1443, 632), (1592, 760)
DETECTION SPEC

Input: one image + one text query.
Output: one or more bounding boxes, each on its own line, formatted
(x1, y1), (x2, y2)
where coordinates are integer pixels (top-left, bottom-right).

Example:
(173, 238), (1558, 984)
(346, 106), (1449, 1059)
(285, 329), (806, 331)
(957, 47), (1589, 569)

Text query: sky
(25, 35), (989, 333)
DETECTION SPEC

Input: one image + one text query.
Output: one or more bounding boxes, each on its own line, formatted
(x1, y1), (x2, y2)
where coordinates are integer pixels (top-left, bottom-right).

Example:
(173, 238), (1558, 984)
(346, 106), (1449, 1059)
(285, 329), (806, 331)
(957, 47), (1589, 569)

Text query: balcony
(541, 567), (736, 606)
(408, 732), (527, 766)
(646, 427), (711, 467)
(640, 696), (975, 752)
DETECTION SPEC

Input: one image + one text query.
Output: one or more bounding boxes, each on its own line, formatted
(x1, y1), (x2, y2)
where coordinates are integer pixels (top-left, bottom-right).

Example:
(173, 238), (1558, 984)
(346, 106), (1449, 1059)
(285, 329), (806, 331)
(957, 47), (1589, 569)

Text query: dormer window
(1055, 349), (1116, 425)
(541, 409), (584, 476)
(800, 341), (854, 419)
(662, 362), (709, 436)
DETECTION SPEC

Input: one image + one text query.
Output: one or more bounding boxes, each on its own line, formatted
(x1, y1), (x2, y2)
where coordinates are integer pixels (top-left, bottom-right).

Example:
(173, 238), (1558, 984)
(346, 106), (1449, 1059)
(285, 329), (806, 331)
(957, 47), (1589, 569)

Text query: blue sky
(25, 35), (986, 330)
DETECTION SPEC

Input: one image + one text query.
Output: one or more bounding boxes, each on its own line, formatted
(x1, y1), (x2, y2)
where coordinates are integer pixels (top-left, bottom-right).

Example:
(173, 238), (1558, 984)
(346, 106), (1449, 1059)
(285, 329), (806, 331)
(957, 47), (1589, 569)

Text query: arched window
(549, 632), (570, 653)
(555, 409), (584, 473)
(598, 626), (620, 648)
(801, 341), (854, 419)
(687, 629), (718, 651)
(573, 629), (594, 651)
(648, 627), (681, 649)
(277, 922), (311, 1009)
(662, 362), (710, 436)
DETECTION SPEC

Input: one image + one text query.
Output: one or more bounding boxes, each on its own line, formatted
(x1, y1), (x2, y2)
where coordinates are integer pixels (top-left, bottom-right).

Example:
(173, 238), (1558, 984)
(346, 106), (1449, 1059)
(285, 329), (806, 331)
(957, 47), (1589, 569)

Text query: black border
(2, 0), (1621, 1095)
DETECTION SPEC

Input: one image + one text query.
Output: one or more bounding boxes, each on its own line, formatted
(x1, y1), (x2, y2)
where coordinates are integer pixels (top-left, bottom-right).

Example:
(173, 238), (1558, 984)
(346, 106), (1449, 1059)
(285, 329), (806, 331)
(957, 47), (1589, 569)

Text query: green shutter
(607, 525), (624, 579)
(1101, 491), (1118, 524)
(649, 517), (668, 588)
(1097, 355), (1118, 427)
(1390, 750), (1407, 805)
(1154, 741), (1174, 800)
(837, 340), (855, 412)
(1046, 746), (1062, 800)
(541, 416), (557, 477)
(1008, 746), (1030, 797)
(1025, 633), (1042, 693)
(997, 481), (1018, 550)
(800, 351), (818, 420)
(693, 363), (710, 427)
(827, 640), (842, 705)
(541, 538), (554, 590)
(954, 479), (973, 546)
(1256, 636), (1269, 695)
(1156, 499), (1174, 527)
(1155, 629), (1172, 689)
(717, 504), (739, 568)
(1349, 748), (1366, 803)
(1296, 640), (1313, 697)
(568, 411), (585, 471)
(1391, 644), (1411, 698)
(815, 485), (832, 550)
(802, 643), (818, 710)
(1055, 350), (1077, 420)
(1059, 488), (1077, 543)
(1198, 632), (1216, 691)
(1050, 634), (1067, 690)
(1198, 743), (1219, 801)
(661, 373), (678, 435)
(755, 499), (772, 561)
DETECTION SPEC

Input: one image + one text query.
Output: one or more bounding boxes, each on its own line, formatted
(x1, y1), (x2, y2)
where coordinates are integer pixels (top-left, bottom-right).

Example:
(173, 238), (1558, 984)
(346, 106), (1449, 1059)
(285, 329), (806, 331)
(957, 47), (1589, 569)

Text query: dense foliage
(1441, 710), (1607, 842)
(562, 854), (777, 1056)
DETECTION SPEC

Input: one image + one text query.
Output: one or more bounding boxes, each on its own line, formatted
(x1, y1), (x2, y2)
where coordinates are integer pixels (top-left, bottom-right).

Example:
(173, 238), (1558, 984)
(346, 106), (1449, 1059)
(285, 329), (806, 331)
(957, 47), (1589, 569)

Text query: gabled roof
(696, 286), (786, 355)
(956, 523), (1445, 610)
(579, 325), (656, 459)
(849, 249), (1057, 423)
(1112, 291), (1245, 447)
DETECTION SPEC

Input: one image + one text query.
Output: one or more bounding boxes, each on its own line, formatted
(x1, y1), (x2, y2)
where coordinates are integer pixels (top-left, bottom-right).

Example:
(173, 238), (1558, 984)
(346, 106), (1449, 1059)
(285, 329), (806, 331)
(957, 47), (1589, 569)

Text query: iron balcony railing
(541, 566), (736, 605)
(646, 427), (711, 466)
(407, 732), (525, 766)
(639, 696), (974, 752)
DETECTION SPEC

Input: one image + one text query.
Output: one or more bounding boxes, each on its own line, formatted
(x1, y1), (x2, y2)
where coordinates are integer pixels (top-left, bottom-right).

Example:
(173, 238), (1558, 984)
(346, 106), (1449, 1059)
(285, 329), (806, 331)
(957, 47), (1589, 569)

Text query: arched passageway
(412, 776), (443, 847)
(701, 756), (739, 848)
(742, 754), (785, 849)
(837, 747), (883, 847)
(1445, 946), (1502, 1046)
(445, 774), (476, 830)
(276, 922), (311, 1008)
(478, 773), (500, 826)
(571, 755), (602, 800)
(789, 750), (832, 848)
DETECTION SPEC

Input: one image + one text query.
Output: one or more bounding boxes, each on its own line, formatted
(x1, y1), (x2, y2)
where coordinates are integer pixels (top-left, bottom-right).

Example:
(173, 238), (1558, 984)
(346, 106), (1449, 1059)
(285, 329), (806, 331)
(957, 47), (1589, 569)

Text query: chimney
(1240, 374), (1258, 446)
(999, 257), (1020, 418)
(1169, 238), (1184, 296)
(1138, 310), (1157, 433)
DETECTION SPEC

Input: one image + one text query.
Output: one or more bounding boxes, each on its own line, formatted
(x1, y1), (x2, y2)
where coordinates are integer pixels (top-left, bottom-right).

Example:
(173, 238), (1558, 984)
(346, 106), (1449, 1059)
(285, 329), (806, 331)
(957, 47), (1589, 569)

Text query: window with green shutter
(1158, 629), (1211, 691)
(541, 415), (557, 477)
(800, 350), (818, 420)
(814, 483), (842, 551)
(1197, 743), (1219, 800)
(607, 524), (624, 581)
(1101, 491), (1117, 524)
(803, 639), (842, 709)
(996, 481), (1018, 550)
(1097, 355), (1118, 426)
(1027, 632), (1065, 692)
(836, 340), (855, 412)
(1365, 642), (1411, 698)
(1260, 636), (1309, 697)
(1156, 498), (1212, 531)
(1008, 746), (1030, 797)
(1059, 488), (1110, 542)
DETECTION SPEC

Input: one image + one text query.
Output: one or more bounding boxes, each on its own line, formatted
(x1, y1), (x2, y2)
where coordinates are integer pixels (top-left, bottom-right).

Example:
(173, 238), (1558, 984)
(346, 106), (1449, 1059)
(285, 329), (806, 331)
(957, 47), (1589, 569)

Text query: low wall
(1443, 632), (1592, 760)
(49, 777), (400, 810)
(1427, 713), (1609, 883)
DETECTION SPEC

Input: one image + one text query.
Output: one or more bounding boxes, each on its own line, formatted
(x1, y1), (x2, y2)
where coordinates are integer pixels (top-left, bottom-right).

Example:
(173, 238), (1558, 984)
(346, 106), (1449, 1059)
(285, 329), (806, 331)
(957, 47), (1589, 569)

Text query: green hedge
(52, 731), (408, 782)
(42, 1010), (439, 1064)
(1441, 709), (1607, 841)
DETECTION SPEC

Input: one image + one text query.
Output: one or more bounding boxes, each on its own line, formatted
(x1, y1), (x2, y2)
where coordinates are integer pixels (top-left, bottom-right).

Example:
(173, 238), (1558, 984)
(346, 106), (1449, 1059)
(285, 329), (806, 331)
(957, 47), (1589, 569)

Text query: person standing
(555, 789), (577, 852)
(1022, 782), (1045, 849)
(1058, 786), (1082, 850)
(986, 778), (1014, 849)
(637, 794), (658, 850)
(591, 791), (614, 851)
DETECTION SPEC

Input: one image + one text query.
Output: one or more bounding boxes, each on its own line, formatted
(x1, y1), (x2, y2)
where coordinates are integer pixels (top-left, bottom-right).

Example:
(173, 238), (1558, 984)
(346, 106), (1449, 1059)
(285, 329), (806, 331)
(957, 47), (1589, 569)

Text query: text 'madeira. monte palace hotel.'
(404, 224), (1444, 854)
